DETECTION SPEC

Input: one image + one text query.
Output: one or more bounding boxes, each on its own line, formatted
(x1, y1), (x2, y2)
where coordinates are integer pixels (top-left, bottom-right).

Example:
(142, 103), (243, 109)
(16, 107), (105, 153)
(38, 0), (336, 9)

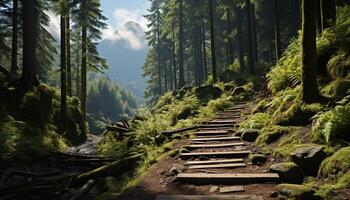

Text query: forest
(0, 0), (349, 199)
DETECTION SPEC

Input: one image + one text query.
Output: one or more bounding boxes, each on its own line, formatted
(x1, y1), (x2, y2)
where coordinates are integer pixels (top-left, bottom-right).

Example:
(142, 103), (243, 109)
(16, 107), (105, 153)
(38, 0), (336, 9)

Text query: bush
(312, 105), (350, 145)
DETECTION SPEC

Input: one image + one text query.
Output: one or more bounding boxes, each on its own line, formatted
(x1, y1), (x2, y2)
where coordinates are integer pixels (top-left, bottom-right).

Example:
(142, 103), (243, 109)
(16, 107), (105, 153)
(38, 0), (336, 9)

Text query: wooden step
(195, 134), (231, 138)
(186, 142), (245, 149)
(185, 158), (244, 165)
(176, 173), (280, 185)
(193, 130), (229, 136)
(220, 186), (245, 193)
(155, 195), (264, 200)
(207, 120), (236, 124)
(188, 163), (246, 169)
(200, 124), (234, 128)
(180, 151), (251, 159)
(190, 136), (240, 142)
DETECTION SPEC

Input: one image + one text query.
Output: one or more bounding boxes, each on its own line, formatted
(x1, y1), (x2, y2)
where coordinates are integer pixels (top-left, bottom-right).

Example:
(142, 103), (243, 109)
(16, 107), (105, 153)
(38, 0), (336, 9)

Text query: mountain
(98, 21), (148, 99)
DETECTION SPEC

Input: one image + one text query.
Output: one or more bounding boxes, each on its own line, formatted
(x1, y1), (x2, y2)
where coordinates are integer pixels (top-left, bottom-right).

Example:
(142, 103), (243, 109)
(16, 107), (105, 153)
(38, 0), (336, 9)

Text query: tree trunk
(60, 15), (67, 134)
(226, 9), (234, 65)
(235, 6), (245, 73)
(11, 0), (18, 76)
(19, 0), (38, 92)
(81, 25), (87, 121)
(321, 0), (336, 29)
(156, 1), (162, 95)
(66, 13), (72, 97)
(273, 0), (282, 61)
(245, 0), (255, 74)
(301, 0), (319, 102)
(251, 3), (258, 63)
(201, 15), (208, 80)
(291, 0), (301, 36)
(178, 0), (185, 88)
(316, 0), (323, 34)
(172, 24), (177, 89)
(208, 0), (217, 82)
(76, 42), (81, 98)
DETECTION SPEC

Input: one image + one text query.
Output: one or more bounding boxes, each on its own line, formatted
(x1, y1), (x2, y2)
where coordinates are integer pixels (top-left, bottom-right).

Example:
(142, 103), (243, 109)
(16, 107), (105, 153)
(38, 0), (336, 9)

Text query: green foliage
(239, 112), (270, 130)
(87, 77), (138, 133)
(0, 120), (67, 166)
(321, 78), (350, 98)
(312, 105), (350, 145)
(267, 39), (301, 94)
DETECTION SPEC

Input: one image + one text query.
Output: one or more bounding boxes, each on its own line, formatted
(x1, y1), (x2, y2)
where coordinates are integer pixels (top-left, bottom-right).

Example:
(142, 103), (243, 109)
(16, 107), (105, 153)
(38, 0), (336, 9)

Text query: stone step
(176, 173), (280, 185)
(180, 151), (251, 159)
(155, 195), (264, 200)
(186, 142), (245, 149)
(190, 136), (240, 142)
(195, 134), (232, 138)
(185, 158), (244, 165)
(188, 163), (246, 169)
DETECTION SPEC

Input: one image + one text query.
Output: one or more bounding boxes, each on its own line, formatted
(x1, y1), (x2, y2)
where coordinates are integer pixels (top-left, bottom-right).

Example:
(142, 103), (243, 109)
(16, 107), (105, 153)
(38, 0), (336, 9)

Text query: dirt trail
(118, 102), (279, 200)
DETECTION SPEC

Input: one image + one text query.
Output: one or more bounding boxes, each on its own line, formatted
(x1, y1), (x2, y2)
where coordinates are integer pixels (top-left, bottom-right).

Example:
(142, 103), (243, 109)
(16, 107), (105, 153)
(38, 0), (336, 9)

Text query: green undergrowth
(316, 147), (350, 199)
(97, 82), (256, 196)
(0, 83), (88, 166)
(236, 6), (350, 197)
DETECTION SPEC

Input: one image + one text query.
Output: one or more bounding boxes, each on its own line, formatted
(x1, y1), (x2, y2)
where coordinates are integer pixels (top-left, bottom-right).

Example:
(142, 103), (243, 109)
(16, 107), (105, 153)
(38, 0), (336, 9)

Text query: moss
(319, 147), (350, 180)
(273, 98), (325, 126)
(255, 126), (291, 147)
(312, 105), (350, 145)
(239, 112), (270, 130)
(321, 78), (350, 98)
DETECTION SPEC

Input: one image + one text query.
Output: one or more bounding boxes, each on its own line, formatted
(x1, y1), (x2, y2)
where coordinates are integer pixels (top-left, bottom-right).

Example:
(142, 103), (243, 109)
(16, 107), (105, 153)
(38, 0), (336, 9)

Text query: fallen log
(106, 125), (130, 133)
(73, 154), (143, 185)
(70, 180), (95, 200)
(162, 125), (199, 136)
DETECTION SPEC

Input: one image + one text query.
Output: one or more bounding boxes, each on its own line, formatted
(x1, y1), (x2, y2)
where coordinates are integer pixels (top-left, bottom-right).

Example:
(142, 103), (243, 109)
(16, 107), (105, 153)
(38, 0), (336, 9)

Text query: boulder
(290, 145), (327, 176)
(277, 184), (317, 200)
(232, 87), (245, 96)
(177, 107), (192, 120)
(251, 154), (268, 165)
(238, 129), (260, 142)
(169, 164), (186, 176)
(270, 162), (304, 184)
(195, 85), (222, 102)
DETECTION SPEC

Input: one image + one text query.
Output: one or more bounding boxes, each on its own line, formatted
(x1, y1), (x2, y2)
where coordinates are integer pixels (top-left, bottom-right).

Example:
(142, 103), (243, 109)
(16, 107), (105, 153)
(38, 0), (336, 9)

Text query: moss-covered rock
(270, 162), (304, 184)
(250, 154), (268, 165)
(256, 126), (290, 146)
(318, 147), (350, 181)
(238, 129), (260, 142)
(194, 85), (223, 102)
(277, 184), (317, 200)
(321, 78), (350, 98)
(291, 145), (328, 176)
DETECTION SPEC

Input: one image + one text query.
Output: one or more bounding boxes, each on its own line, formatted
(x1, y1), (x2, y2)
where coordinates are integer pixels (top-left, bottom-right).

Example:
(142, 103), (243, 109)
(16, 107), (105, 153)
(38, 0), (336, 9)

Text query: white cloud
(102, 8), (149, 50)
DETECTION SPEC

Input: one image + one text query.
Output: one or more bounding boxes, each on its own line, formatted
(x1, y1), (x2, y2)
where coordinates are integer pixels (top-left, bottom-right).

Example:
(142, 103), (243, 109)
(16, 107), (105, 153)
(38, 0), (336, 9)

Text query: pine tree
(71, 0), (107, 120)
